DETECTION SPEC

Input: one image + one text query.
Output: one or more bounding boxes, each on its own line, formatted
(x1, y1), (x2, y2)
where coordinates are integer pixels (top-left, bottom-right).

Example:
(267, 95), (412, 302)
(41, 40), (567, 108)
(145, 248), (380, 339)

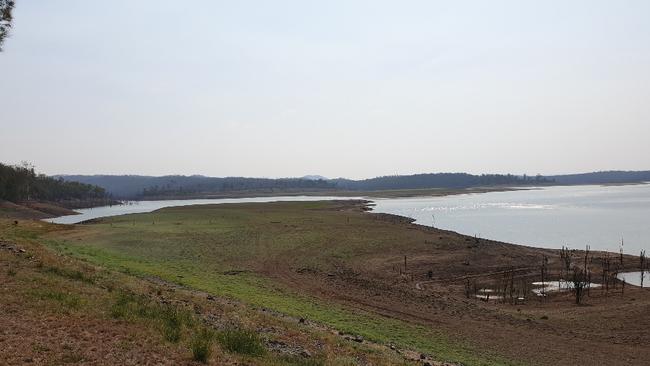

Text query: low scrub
(273, 355), (325, 366)
(44, 265), (95, 284)
(217, 329), (265, 357)
(31, 289), (82, 310)
(109, 291), (192, 343)
(190, 328), (215, 363)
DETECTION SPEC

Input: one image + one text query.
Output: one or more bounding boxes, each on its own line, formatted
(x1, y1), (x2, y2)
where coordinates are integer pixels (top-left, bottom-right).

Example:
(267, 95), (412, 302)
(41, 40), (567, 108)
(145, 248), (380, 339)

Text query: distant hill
(549, 171), (650, 185)
(57, 170), (650, 200)
(57, 175), (337, 199)
(331, 173), (551, 191)
(58, 172), (549, 199)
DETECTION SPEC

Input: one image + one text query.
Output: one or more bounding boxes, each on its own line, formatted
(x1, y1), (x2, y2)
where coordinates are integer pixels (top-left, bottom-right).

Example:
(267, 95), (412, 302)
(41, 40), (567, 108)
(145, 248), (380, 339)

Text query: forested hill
(549, 171), (650, 185)
(331, 173), (551, 191)
(59, 173), (551, 199)
(57, 175), (337, 199)
(0, 163), (108, 203)
(56, 170), (650, 200)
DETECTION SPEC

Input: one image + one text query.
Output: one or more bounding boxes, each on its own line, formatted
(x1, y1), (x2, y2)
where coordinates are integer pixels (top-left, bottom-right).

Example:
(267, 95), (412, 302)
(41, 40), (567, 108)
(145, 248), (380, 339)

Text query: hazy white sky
(1, 1), (649, 179)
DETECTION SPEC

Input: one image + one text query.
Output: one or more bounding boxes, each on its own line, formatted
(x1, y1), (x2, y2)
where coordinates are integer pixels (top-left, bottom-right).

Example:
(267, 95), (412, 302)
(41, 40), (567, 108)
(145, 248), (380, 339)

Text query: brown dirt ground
(259, 205), (650, 366)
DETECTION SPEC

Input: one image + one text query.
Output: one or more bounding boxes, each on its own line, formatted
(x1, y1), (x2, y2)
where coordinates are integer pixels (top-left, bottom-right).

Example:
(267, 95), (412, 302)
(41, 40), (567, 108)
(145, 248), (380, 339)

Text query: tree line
(0, 162), (108, 203)
(141, 177), (336, 197)
(332, 173), (554, 191)
(60, 172), (558, 199)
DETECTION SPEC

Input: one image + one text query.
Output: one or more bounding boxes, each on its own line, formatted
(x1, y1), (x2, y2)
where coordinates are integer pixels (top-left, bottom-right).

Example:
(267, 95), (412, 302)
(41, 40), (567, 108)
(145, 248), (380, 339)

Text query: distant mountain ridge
(56, 170), (650, 199)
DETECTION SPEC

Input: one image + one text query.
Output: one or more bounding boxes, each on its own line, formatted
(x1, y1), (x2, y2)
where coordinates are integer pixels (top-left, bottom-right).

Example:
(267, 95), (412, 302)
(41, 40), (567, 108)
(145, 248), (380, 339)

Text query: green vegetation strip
(46, 239), (514, 366)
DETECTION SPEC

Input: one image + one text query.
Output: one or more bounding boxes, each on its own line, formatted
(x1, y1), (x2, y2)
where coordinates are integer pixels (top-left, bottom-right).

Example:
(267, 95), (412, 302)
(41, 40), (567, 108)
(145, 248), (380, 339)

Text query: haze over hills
(56, 170), (650, 199)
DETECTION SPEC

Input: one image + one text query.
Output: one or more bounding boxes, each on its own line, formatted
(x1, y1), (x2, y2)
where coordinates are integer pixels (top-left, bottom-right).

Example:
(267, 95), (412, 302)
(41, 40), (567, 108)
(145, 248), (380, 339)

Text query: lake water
(45, 196), (360, 225)
(46, 184), (650, 255)
(371, 184), (650, 254)
(617, 271), (650, 287)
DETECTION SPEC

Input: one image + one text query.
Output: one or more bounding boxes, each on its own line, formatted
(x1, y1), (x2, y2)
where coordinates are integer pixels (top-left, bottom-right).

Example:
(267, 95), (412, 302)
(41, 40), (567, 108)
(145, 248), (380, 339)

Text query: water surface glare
(371, 184), (650, 254)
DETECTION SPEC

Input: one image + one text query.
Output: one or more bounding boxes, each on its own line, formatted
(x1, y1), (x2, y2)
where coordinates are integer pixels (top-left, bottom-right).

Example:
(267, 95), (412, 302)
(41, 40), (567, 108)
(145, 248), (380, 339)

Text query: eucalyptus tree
(0, 0), (15, 51)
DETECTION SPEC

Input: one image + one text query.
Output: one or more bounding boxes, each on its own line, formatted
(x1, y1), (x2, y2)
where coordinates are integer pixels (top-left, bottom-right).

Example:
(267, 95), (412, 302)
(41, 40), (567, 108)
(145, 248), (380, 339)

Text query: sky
(1, 1), (649, 179)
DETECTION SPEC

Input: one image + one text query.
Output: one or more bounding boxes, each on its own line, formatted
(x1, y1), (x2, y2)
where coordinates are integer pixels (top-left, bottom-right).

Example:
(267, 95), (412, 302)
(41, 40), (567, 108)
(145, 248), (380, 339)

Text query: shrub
(109, 291), (189, 343)
(190, 328), (214, 363)
(217, 329), (265, 356)
(110, 291), (135, 318)
(160, 307), (182, 343)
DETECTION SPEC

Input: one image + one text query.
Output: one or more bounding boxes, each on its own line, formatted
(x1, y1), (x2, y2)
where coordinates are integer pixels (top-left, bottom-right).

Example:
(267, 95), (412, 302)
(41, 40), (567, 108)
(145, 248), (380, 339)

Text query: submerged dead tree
(602, 253), (612, 294)
(559, 246), (573, 289)
(572, 245), (592, 304)
(640, 250), (647, 288)
(571, 267), (588, 304)
(540, 255), (549, 300)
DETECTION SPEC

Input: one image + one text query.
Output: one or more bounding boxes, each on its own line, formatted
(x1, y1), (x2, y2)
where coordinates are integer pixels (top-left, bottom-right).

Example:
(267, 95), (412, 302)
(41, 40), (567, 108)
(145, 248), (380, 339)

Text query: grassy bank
(1, 218), (424, 365)
(40, 201), (515, 365)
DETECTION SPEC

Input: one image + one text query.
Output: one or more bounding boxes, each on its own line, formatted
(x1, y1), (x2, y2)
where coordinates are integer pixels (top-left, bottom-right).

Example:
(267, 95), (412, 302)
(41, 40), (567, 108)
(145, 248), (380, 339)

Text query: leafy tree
(0, 162), (109, 203)
(0, 0), (15, 51)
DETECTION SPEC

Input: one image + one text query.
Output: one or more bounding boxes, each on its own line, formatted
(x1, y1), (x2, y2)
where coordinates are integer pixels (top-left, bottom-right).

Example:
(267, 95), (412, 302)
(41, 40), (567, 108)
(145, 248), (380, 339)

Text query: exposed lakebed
(47, 184), (650, 256)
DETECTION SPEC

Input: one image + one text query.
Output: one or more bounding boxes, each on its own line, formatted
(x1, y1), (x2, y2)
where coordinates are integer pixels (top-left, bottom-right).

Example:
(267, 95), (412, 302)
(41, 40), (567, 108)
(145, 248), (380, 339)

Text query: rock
(298, 317), (306, 324)
(420, 353), (427, 359)
(300, 350), (312, 358)
(353, 335), (363, 343)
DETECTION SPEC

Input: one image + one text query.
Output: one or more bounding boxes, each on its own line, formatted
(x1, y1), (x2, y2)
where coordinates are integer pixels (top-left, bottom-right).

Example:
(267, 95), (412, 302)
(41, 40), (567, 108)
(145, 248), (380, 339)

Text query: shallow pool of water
(616, 271), (650, 287)
(531, 280), (601, 296)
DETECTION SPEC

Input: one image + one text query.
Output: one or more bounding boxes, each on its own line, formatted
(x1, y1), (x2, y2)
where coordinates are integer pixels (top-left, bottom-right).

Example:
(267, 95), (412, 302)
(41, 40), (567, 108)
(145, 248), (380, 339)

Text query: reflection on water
(371, 184), (650, 254)
(617, 271), (650, 288)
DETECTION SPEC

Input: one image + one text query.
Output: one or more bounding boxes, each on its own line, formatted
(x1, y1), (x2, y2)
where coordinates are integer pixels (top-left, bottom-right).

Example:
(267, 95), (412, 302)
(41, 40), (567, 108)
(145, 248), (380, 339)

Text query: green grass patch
(43, 265), (95, 284)
(30, 289), (82, 310)
(271, 355), (325, 366)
